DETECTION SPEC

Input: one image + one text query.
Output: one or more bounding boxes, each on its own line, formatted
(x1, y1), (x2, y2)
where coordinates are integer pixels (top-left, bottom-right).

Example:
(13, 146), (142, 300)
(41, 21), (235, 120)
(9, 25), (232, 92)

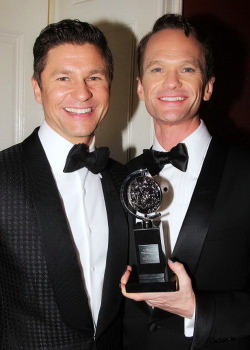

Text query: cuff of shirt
(184, 306), (196, 337)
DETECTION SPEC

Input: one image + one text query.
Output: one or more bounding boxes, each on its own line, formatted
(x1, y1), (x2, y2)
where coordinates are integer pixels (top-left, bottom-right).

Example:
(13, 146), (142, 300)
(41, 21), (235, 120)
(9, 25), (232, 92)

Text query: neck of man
(154, 116), (200, 151)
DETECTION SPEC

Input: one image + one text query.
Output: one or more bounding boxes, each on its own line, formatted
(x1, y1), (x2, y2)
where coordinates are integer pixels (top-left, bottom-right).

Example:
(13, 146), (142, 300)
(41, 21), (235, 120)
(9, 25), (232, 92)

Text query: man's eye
(151, 67), (162, 73)
(182, 67), (195, 73)
(58, 77), (68, 81)
(87, 76), (101, 81)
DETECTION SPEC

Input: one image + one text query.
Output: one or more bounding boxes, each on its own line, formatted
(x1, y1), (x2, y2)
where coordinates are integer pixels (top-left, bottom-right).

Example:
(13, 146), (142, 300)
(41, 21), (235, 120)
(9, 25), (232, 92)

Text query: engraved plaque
(139, 244), (160, 264)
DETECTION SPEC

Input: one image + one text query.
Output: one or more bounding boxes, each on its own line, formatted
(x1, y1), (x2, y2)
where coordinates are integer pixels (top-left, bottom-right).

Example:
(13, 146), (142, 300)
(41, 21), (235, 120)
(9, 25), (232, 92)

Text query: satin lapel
(96, 165), (128, 338)
(22, 129), (94, 333)
(172, 137), (228, 275)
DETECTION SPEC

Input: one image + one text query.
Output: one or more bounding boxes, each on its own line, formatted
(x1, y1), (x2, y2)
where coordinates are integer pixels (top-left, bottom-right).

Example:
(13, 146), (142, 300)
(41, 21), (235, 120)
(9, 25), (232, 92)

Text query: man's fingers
(168, 260), (188, 279)
(120, 265), (132, 284)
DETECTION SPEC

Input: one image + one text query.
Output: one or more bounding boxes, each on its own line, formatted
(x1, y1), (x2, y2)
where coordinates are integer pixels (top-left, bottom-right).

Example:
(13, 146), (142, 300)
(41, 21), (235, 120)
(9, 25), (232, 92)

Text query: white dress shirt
(38, 121), (109, 327)
(152, 119), (211, 337)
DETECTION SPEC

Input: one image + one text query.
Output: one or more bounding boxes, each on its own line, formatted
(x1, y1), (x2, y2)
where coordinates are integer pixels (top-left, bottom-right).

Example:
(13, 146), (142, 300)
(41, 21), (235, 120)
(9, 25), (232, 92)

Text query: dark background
(183, 0), (250, 145)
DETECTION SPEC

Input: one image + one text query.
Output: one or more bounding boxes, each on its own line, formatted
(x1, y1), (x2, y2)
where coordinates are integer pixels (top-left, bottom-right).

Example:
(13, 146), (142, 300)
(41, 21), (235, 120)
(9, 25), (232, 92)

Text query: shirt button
(149, 323), (158, 332)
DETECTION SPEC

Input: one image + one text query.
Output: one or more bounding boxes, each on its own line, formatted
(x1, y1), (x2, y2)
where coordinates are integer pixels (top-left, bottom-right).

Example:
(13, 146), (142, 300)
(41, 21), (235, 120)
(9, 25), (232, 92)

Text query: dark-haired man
(0, 19), (127, 349)
(121, 14), (250, 350)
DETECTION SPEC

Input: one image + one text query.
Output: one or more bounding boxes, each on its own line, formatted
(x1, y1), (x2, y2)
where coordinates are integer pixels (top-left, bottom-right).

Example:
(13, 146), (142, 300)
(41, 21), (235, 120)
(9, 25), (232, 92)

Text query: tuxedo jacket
(123, 137), (250, 350)
(0, 128), (128, 350)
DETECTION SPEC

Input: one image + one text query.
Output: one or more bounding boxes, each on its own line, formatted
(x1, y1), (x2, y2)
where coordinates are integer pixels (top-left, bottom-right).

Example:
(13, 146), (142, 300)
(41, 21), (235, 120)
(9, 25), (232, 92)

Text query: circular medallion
(127, 175), (162, 214)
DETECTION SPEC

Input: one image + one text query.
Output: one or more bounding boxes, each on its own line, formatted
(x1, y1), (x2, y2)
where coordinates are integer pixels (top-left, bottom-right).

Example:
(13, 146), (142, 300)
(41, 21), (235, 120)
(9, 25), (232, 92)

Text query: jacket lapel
(172, 137), (228, 275)
(96, 164), (128, 338)
(22, 129), (94, 333)
(151, 137), (228, 322)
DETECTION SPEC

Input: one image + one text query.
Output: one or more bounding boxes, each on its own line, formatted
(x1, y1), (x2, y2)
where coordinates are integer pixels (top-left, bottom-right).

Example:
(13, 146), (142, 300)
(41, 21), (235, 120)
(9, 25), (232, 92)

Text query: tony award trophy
(121, 169), (176, 293)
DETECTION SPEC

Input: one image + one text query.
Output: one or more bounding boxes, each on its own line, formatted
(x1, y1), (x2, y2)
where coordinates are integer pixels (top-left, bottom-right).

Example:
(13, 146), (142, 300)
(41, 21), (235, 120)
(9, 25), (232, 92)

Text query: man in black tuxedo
(0, 19), (127, 349)
(121, 14), (250, 349)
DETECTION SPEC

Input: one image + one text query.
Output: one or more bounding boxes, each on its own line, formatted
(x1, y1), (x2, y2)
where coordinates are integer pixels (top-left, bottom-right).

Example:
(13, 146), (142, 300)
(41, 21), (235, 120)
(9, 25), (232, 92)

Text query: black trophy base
(126, 280), (176, 293)
(125, 268), (177, 293)
(127, 222), (177, 293)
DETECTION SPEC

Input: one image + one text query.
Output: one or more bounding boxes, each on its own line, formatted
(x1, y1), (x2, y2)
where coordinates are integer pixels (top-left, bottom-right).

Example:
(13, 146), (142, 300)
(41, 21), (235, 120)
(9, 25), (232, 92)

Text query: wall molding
(73, 0), (94, 4)
(48, 0), (183, 24)
(0, 31), (24, 144)
(157, 0), (183, 17)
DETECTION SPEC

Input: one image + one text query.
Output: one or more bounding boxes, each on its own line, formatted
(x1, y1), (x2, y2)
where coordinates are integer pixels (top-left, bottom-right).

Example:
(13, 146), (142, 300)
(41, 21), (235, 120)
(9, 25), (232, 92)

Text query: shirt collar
(153, 119), (211, 176)
(38, 121), (96, 174)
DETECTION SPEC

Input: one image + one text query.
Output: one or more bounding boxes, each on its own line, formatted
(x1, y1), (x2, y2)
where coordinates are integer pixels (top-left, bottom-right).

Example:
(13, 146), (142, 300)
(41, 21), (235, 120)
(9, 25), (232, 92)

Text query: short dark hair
(33, 19), (113, 87)
(137, 14), (214, 82)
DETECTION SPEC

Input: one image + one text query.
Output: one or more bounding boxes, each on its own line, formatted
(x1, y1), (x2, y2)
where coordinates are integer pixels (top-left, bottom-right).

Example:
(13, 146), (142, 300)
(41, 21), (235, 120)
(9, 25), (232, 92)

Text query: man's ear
(203, 76), (215, 101)
(137, 77), (145, 101)
(31, 77), (42, 104)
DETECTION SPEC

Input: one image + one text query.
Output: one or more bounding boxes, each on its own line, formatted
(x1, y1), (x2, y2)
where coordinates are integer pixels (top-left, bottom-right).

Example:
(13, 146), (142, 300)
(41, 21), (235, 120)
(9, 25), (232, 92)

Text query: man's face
(32, 43), (110, 145)
(137, 29), (214, 128)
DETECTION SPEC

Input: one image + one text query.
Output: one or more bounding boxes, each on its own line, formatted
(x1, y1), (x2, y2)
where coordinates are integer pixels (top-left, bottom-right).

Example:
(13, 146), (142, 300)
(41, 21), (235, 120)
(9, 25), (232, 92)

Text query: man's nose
(162, 71), (181, 89)
(71, 81), (92, 101)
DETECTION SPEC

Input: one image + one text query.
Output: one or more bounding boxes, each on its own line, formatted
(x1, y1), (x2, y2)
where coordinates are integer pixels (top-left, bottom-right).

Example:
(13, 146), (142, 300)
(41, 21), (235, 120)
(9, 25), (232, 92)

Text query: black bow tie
(63, 144), (110, 174)
(143, 143), (188, 176)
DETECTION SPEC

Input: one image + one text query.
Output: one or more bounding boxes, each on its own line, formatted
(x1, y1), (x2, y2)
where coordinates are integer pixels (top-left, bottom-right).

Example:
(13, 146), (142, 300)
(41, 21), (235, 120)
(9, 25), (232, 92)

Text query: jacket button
(149, 323), (158, 332)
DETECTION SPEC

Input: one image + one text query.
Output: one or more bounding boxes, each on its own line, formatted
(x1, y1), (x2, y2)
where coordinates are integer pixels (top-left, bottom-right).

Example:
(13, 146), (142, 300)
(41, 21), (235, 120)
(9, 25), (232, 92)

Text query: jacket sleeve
(192, 289), (250, 349)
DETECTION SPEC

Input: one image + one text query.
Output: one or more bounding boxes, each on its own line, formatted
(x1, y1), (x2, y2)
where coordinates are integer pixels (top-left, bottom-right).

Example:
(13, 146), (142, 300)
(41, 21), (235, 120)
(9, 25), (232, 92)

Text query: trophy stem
(142, 217), (152, 229)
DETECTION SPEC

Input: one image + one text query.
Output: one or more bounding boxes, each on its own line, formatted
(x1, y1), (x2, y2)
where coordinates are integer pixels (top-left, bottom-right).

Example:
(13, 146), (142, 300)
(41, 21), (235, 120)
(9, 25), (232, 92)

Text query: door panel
(0, 0), (48, 150)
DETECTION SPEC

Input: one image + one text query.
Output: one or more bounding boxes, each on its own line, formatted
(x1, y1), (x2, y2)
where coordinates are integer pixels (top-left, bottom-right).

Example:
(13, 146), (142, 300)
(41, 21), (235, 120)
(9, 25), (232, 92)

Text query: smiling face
(137, 29), (214, 135)
(32, 43), (110, 145)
